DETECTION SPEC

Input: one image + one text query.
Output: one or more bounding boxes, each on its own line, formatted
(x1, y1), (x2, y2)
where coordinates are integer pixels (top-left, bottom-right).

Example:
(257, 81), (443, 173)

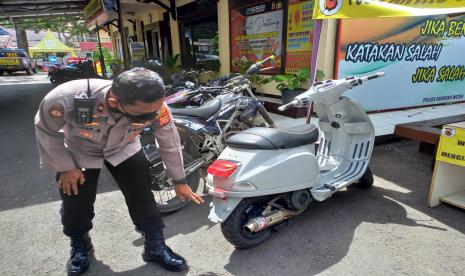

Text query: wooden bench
(394, 114), (465, 146)
(394, 115), (465, 168)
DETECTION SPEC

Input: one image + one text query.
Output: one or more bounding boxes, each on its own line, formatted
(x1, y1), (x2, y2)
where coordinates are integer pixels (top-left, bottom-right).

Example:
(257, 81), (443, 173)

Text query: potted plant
(109, 56), (123, 78)
(261, 68), (310, 104)
(238, 61), (262, 92)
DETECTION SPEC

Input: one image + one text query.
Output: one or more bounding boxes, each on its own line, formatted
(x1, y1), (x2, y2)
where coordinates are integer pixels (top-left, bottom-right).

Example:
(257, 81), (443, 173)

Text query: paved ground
(0, 71), (51, 85)
(0, 74), (464, 276)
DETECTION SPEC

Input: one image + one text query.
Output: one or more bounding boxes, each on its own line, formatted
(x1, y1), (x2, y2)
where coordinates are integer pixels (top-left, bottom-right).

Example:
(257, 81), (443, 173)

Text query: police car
(0, 48), (37, 75)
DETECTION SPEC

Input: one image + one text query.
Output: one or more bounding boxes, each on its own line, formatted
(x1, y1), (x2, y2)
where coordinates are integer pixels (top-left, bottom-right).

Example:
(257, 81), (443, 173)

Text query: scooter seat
(226, 124), (319, 150)
(171, 98), (221, 120)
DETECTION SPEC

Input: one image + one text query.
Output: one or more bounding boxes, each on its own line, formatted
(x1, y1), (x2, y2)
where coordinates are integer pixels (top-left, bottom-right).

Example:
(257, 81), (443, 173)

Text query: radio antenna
(86, 78), (91, 98)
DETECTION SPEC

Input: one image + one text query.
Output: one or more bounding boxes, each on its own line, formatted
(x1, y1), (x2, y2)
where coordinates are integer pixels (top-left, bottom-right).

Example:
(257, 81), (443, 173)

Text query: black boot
(142, 229), (187, 272)
(67, 233), (93, 275)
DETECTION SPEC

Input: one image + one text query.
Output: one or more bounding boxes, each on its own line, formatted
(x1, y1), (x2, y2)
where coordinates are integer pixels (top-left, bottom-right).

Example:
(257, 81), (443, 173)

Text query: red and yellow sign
(313, 0), (465, 19)
(285, 0), (314, 74)
(230, 0), (284, 74)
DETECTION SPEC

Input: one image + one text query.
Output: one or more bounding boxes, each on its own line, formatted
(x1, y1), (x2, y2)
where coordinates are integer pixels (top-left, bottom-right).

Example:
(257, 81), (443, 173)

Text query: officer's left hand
(175, 184), (204, 204)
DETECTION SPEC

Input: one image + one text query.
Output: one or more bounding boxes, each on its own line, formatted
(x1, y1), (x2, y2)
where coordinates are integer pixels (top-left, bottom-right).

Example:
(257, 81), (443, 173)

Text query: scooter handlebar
(278, 100), (299, 111)
(360, 72), (385, 82)
(257, 55), (275, 66)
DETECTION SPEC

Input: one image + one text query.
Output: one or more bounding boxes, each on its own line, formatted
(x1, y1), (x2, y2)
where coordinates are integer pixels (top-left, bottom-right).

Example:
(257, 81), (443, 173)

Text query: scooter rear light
(207, 160), (238, 178)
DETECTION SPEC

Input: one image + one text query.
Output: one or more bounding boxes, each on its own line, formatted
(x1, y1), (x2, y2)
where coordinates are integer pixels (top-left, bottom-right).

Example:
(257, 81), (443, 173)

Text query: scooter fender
(210, 145), (319, 195)
(208, 197), (243, 223)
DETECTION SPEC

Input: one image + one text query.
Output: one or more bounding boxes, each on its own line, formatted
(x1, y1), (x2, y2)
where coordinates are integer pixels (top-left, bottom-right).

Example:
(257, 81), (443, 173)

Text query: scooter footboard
(208, 197), (243, 223)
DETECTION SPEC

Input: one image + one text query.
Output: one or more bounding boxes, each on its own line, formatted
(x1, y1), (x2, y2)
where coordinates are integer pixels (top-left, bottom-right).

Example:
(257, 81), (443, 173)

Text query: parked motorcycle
(206, 73), (385, 248)
(144, 56), (277, 213)
(48, 60), (101, 84)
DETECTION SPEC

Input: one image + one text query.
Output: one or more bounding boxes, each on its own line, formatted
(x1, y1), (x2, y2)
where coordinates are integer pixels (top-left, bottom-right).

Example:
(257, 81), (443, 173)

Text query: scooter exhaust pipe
(243, 209), (304, 233)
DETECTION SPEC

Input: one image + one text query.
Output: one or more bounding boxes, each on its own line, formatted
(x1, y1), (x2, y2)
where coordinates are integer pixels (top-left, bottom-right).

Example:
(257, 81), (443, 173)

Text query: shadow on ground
(0, 82), (120, 212)
(370, 140), (465, 233)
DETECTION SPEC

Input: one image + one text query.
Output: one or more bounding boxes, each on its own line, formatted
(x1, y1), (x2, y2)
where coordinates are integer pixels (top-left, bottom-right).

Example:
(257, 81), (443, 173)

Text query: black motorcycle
(144, 56), (277, 213)
(49, 60), (101, 84)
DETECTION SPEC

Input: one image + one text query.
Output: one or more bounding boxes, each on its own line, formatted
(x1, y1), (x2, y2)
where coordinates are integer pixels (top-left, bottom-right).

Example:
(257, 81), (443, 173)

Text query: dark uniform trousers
(57, 150), (164, 237)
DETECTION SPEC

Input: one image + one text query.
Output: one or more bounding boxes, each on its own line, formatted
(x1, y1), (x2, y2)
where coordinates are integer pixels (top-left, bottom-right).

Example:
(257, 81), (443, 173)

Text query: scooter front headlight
(232, 181), (256, 191)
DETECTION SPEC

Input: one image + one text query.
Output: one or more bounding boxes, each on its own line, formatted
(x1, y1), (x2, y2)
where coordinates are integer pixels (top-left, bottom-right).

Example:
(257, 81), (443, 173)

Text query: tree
(0, 16), (89, 47)
(14, 24), (29, 50)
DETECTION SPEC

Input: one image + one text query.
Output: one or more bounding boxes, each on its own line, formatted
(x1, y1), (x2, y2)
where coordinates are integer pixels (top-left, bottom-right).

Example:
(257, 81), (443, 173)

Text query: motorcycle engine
(285, 190), (312, 210)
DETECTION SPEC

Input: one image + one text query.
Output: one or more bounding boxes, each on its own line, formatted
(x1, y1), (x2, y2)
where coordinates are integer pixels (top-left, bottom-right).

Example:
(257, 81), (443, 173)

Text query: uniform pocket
(71, 126), (104, 143)
(127, 121), (152, 142)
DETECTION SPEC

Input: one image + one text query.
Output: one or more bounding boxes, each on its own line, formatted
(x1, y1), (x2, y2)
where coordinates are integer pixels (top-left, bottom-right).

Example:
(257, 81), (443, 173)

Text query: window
(180, 16), (219, 70)
(177, 0), (219, 71)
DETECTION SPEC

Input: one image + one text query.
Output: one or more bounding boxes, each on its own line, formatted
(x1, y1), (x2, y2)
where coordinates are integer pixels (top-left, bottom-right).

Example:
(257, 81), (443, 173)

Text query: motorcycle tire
(26, 66), (33, 75)
(221, 197), (273, 249)
(49, 75), (58, 84)
(147, 128), (200, 213)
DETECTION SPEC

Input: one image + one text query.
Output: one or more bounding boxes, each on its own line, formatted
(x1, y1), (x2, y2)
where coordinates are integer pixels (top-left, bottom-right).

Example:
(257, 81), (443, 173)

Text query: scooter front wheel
(221, 197), (272, 249)
(354, 166), (374, 188)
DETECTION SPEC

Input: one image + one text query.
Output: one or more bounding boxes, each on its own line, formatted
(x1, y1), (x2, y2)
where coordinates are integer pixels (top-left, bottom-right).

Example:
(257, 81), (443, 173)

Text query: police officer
(34, 68), (204, 275)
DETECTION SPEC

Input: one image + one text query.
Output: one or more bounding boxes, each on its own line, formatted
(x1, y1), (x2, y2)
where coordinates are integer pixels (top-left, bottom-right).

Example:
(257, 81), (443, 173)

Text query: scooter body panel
(207, 144), (319, 222)
(209, 144), (318, 192)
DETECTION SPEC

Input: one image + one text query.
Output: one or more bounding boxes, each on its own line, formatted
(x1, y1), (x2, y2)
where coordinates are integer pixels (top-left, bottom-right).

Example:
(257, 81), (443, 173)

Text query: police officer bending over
(34, 68), (204, 274)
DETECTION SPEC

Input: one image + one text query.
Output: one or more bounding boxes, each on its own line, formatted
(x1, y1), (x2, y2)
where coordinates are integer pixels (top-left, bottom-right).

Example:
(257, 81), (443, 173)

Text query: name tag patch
(48, 105), (64, 118)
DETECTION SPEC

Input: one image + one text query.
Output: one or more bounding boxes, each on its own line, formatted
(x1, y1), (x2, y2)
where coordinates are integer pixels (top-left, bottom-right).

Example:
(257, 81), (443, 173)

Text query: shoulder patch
(48, 105), (64, 118)
(97, 102), (105, 113)
(156, 106), (171, 127)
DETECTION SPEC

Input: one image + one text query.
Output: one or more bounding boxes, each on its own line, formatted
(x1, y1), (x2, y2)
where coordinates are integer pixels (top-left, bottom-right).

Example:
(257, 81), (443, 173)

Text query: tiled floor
(270, 102), (465, 136)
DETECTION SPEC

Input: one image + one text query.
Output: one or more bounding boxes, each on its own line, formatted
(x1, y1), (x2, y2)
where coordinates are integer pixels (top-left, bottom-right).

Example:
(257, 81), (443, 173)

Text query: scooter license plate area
(208, 197), (243, 223)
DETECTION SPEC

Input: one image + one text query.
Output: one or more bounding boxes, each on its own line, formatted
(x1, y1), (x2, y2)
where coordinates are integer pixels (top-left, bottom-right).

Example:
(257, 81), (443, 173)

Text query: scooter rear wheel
(221, 197), (272, 249)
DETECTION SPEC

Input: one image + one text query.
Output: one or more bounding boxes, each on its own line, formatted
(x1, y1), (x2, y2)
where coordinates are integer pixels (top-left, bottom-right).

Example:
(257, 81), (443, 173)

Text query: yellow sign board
(84, 0), (103, 21)
(286, 1), (314, 74)
(0, 58), (20, 66)
(437, 125), (465, 167)
(313, 0), (465, 19)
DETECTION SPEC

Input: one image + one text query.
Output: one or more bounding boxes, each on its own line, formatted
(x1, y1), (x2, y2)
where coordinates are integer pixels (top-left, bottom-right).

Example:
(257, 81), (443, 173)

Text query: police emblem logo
(97, 102), (105, 113)
(320, 0), (342, 16)
(443, 127), (455, 137)
(48, 105), (64, 118)
(156, 106), (171, 126)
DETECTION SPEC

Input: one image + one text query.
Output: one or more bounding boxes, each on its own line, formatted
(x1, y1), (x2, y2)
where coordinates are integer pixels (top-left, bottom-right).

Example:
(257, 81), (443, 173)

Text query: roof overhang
(84, 0), (118, 29)
(0, 0), (88, 20)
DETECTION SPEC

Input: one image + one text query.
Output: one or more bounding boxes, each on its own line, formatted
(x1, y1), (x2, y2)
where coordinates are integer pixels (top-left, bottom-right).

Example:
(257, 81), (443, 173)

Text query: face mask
(110, 102), (157, 122)
(124, 112), (157, 123)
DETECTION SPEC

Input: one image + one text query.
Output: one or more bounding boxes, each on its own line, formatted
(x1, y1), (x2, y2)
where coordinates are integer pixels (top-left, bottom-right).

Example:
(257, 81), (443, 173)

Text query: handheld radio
(74, 78), (97, 124)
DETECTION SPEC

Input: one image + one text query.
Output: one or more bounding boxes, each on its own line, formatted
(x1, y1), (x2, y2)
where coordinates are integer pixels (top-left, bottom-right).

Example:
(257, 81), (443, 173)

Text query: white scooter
(205, 73), (385, 249)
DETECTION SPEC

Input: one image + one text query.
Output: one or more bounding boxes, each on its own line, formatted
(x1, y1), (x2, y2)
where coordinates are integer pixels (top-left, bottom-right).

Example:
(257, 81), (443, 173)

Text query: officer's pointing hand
(58, 168), (86, 196)
(174, 184), (204, 204)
